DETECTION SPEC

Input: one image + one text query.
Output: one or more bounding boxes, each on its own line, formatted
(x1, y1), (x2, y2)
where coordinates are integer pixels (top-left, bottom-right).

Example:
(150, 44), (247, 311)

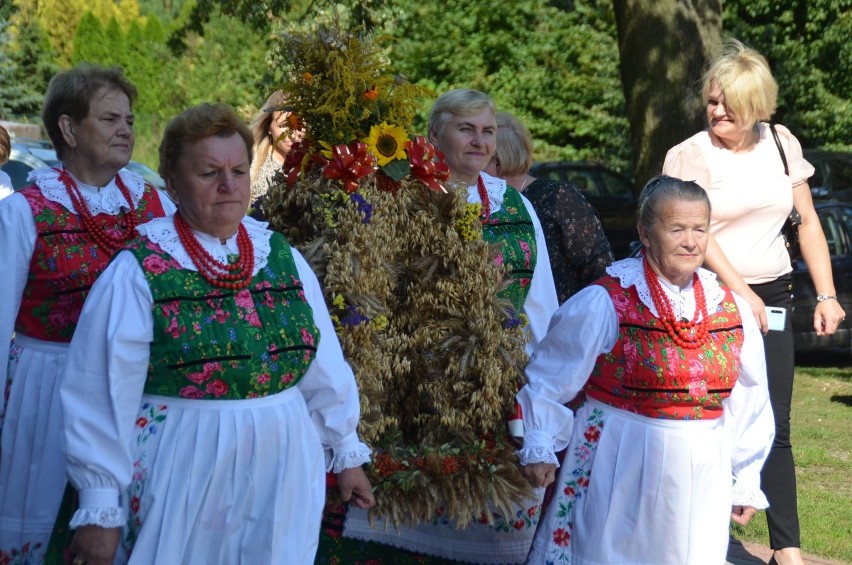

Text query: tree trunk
(612, 0), (723, 187)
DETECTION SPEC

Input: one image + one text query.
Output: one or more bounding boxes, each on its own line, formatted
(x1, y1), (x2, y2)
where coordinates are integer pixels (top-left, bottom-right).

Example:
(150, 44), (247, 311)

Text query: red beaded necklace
(476, 175), (491, 223)
(643, 258), (710, 349)
(173, 211), (255, 290)
(57, 167), (138, 254)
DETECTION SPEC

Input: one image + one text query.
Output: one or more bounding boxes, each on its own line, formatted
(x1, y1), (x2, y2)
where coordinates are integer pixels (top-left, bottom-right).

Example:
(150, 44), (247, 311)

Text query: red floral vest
(585, 274), (745, 420)
(15, 183), (167, 342)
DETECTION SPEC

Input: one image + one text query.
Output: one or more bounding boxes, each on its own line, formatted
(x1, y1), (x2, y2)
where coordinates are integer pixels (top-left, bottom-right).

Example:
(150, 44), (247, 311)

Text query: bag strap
(769, 123), (789, 176)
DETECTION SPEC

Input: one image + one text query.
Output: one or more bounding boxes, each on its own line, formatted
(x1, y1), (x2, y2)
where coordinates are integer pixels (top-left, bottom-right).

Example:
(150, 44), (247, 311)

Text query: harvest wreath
(263, 24), (533, 527)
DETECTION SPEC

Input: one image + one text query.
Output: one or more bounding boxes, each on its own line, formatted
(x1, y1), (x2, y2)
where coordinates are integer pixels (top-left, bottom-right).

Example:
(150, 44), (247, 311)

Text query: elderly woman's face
(430, 107), (496, 185)
(167, 132), (250, 239)
(64, 87), (134, 179)
(638, 198), (710, 288)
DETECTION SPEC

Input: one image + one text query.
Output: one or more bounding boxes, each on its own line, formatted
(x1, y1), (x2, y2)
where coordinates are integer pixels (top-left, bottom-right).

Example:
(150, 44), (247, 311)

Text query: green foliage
(383, 0), (631, 172)
(174, 8), (267, 116)
(0, 15), (57, 120)
(273, 25), (430, 146)
(723, 0), (852, 150)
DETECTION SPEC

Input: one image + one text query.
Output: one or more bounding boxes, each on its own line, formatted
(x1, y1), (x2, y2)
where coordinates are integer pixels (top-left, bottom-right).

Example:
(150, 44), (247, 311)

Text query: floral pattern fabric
(586, 275), (745, 419)
(522, 178), (613, 304)
(481, 186), (536, 314)
(15, 183), (165, 342)
(543, 404), (604, 563)
(129, 233), (319, 400)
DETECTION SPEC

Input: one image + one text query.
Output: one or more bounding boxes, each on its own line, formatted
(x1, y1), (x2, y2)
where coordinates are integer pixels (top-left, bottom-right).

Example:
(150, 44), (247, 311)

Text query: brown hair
(158, 103), (253, 180)
(41, 63), (138, 160)
(0, 126), (10, 164)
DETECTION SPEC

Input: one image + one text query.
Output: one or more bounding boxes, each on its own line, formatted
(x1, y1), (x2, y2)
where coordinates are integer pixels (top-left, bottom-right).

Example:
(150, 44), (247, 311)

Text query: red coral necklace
(477, 175), (491, 222)
(643, 258), (709, 349)
(174, 211), (254, 290)
(57, 167), (137, 254)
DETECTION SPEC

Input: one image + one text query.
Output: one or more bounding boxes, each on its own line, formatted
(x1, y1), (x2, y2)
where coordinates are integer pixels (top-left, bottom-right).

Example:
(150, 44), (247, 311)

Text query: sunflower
(363, 122), (408, 167)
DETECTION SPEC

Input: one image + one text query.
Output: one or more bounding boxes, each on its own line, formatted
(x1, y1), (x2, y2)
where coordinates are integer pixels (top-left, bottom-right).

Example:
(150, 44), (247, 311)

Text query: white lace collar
(467, 171), (506, 213)
(28, 165), (146, 216)
(606, 257), (727, 318)
(137, 215), (273, 275)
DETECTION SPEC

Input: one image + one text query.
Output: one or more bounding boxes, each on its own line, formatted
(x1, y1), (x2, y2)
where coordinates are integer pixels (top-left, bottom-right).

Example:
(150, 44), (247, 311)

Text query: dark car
(1, 141), (165, 191)
(529, 161), (638, 258)
(789, 201), (852, 354)
(805, 150), (852, 202)
(2, 143), (61, 190)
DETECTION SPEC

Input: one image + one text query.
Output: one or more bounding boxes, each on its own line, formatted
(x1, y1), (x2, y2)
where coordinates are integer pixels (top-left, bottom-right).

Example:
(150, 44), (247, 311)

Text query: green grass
(731, 362), (852, 563)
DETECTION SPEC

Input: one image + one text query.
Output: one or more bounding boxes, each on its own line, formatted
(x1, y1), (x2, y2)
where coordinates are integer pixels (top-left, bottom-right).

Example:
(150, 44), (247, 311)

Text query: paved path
(727, 537), (849, 565)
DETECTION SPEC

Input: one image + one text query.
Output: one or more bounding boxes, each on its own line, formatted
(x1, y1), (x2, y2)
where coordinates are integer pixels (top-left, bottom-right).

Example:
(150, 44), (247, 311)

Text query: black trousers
(749, 274), (799, 549)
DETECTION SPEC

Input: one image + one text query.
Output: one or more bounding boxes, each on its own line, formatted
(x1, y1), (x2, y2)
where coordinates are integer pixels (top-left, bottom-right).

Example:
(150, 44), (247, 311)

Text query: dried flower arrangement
(263, 23), (533, 527)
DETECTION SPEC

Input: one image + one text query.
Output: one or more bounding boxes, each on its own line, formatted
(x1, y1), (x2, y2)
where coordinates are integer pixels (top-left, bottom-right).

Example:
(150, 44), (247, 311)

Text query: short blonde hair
(701, 38), (777, 130)
(492, 112), (533, 177)
(428, 89), (496, 138)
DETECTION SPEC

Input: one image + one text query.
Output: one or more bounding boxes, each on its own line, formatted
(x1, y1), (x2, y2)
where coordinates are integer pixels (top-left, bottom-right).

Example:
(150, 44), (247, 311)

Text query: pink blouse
(663, 123), (814, 284)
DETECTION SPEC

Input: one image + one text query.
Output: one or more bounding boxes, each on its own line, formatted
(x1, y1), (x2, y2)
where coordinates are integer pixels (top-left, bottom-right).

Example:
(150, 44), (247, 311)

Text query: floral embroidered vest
(585, 275), (745, 420)
(481, 187), (536, 314)
(129, 233), (319, 400)
(15, 183), (166, 342)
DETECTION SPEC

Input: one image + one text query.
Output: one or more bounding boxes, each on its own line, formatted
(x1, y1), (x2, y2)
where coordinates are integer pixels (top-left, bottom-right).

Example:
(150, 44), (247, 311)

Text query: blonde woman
(249, 90), (303, 220)
(663, 39), (844, 565)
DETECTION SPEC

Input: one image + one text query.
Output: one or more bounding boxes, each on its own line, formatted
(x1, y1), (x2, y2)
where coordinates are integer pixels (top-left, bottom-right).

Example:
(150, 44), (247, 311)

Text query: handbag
(770, 123), (802, 259)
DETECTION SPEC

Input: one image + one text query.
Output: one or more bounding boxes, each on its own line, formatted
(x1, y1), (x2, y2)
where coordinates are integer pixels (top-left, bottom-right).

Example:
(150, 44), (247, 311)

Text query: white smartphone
(765, 306), (787, 332)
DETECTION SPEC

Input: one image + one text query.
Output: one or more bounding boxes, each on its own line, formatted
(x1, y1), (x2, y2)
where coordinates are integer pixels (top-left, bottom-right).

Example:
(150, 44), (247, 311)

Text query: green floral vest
(481, 186), (537, 314)
(128, 233), (320, 400)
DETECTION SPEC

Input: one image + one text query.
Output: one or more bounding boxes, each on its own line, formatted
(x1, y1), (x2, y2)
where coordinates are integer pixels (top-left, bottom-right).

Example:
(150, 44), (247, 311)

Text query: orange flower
(363, 85), (379, 100)
(303, 72), (313, 82)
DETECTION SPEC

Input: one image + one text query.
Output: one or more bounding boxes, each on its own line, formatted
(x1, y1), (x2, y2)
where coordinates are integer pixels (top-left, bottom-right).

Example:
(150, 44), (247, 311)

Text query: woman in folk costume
(519, 176), (774, 564)
(0, 63), (174, 563)
(58, 103), (374, 565)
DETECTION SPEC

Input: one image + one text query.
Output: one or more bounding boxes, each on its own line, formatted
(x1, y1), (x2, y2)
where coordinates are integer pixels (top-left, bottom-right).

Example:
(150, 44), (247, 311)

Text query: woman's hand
(739, 286), (769, 334)
(69, 525), (121, 565)
(522, 462), (557, 488)
(703, 234), (769, 333)
(337, 466), (376, 509)
(730, 505), (758, 526)
(814, 299), (845, 336)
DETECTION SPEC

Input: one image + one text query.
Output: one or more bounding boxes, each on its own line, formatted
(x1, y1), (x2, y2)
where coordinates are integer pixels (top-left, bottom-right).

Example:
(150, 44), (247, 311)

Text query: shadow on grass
(830, 394), (852, 407)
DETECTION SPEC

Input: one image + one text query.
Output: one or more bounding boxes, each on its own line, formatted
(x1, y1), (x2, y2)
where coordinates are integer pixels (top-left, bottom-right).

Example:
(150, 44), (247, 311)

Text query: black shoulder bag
(770, 123), (802, 260)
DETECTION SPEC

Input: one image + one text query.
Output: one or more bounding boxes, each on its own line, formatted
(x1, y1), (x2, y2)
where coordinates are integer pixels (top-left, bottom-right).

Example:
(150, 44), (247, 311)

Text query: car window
(597, 169), (634, 202)
(820, 212), (845, 256)
(827, 156), (852, 191)
(1, 160), (35, 190)
(562, 170), (601, 198)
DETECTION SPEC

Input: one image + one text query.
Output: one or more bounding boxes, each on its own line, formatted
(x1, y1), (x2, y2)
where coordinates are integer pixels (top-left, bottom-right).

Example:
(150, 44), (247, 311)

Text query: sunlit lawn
(731, 357), (852, 563)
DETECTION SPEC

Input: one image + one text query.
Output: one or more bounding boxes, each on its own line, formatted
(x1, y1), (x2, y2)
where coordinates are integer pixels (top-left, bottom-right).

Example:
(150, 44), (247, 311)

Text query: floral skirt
(528, 398), (731, 565)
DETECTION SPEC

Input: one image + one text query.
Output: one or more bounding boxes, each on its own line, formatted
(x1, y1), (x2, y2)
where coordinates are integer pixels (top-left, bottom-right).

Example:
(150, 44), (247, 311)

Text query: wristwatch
(816, 294), (837, 302)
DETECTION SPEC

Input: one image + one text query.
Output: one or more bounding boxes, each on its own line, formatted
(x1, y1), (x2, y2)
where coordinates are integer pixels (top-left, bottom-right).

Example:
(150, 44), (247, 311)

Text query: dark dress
(522, 178), (613, 303)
